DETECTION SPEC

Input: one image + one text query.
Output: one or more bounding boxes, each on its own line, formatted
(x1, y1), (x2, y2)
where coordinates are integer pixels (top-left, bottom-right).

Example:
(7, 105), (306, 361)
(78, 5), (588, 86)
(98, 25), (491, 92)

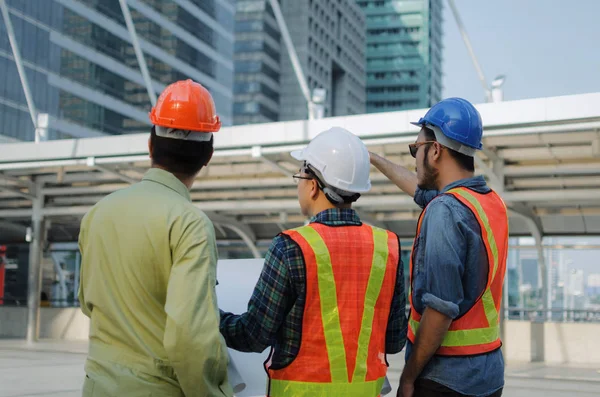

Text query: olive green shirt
(78, 168), (232, 397)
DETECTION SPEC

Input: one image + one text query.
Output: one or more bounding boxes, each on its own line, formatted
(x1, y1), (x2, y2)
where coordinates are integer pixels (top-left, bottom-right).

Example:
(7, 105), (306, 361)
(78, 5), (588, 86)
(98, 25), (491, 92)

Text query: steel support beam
(94, 165), (138, 184)
(0, 172), (34, 190)
(0, 185), (35, 200)
(251, 146), (294, 177)
(214, 223), (228, 239)
(220, 224), (261, 259)
(85, 157), (138, 184)
(118, 0), (157, 105)
(50, 252), (68, 307)
(504, 163), (600, 177)
(5, 186), (600, 219)
(481, 147), (501, 163)
(267, 0), (315, 120)
(0, 220), (27, 236)
(206, 212), (261, 259)
(510, 203), (544, 234)
(474, 155), (504, 191)
(26, 181), (44, 344)
(509, 208), (550, 323)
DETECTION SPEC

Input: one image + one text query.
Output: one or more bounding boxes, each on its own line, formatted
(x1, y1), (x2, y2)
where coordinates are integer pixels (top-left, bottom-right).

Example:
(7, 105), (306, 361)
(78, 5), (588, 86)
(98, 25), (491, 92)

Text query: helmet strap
(304, 164), (360, 205)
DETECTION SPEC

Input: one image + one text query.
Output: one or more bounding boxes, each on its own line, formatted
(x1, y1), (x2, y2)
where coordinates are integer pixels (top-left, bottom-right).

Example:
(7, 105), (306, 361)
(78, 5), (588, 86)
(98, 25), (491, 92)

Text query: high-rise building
(586, 273), (600, 296)
(233, 0), (367, 125)
(233, 0), (281, 125)
(521, 258), (539, 289)
(357, 0), (443, 113)
(0, 0), (234, 141)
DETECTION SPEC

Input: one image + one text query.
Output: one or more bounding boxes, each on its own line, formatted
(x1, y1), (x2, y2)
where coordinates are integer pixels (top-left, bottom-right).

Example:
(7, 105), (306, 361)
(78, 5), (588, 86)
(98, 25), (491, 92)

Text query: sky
(442, 0), (600, 104)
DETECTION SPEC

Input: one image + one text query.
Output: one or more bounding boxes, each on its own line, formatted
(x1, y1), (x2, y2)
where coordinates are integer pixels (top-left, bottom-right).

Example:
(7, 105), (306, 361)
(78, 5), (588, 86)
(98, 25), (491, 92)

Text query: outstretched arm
(370, 152), (417, 198)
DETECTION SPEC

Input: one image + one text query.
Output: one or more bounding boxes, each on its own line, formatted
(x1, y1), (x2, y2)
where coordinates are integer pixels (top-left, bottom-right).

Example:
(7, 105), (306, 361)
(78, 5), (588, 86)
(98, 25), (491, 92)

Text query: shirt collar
(309, 208), (362, 226)
(142, 168), (191, 201)
(441, 175), (490, 194)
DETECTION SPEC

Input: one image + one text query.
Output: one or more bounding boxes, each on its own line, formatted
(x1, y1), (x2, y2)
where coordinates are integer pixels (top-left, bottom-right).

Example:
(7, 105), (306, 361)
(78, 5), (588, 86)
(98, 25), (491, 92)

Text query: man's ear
(431, 141), (443, 162)
(309, 179), (320, 200)
(148, 137), (153, 159)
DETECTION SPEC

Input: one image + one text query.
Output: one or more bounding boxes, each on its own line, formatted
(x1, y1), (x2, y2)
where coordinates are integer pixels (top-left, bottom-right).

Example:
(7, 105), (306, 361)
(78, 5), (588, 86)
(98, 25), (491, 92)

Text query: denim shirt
(406, 176), (504, 397)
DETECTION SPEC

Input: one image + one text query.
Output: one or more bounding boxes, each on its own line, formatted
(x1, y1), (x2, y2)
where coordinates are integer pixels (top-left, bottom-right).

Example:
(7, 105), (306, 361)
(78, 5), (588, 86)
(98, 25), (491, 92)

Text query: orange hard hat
(149, 79), (221, 132)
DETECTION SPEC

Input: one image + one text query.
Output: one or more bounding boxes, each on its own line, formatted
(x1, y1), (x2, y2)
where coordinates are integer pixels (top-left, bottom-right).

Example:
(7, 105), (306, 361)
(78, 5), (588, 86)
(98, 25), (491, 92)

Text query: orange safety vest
(266, 223), (400, 397)
(407, 187), (508, 356)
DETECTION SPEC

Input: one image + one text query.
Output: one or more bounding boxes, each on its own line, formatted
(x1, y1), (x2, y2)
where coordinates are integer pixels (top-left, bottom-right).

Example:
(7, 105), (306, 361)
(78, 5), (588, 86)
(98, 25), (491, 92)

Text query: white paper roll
(227, 351), (246, 394)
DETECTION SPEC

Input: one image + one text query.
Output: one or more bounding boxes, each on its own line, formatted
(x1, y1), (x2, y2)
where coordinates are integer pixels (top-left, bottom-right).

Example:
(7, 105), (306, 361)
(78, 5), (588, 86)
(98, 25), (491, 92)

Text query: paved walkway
(1, 340), (599, 396)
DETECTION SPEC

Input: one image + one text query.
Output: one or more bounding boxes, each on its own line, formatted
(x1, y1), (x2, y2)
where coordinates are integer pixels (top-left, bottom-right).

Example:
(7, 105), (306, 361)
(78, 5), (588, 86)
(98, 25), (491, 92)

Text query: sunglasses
(408, 141), (436, 158)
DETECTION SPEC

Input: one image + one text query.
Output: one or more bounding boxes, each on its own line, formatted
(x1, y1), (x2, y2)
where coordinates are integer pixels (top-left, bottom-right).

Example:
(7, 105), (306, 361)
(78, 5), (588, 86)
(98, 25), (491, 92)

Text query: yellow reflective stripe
(448, 188), (500, 327)
(294, 226), (348, 383)
(352, 227), (389, 382)
(270, 377), (385, 397)
(408, 312), (417, 335)
(409, 318), (499, 347)
(449, 188), (499, 279)
(481, 288), (498, 326)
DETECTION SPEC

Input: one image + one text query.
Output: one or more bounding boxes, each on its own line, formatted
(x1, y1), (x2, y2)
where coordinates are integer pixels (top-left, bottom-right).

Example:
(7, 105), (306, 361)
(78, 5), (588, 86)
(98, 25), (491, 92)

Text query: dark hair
(423, 127), (474, 172)
(305, 164), (360, 205)
(150, 126), (214, 177)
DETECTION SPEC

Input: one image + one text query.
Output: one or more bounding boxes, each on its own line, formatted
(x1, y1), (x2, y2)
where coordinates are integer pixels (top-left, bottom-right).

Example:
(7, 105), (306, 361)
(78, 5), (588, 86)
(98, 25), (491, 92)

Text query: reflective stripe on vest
(407, 187), (508, 355)
(270, 377), (385, 397)
(268, 224), (398, 396)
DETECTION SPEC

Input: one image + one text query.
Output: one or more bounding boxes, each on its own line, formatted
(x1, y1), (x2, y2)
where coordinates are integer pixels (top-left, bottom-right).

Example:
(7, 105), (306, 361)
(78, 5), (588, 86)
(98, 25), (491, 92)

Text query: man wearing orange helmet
(78, 80), (233, 397)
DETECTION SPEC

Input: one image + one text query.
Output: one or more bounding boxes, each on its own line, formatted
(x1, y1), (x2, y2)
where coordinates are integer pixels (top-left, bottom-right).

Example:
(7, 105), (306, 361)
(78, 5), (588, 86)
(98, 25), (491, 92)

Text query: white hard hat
(290, 127), (371, 193)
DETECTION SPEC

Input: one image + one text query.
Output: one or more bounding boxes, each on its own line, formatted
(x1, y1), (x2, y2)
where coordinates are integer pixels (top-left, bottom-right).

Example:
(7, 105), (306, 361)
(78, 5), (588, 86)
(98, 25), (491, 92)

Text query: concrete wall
(504, 320), (600, 364)
(504, 320), (545, 362)
(39, 308), (89, 340)
(0, 307), (89, 340)
(2, 308), (600, 364)
(504, 320), (533, 362)
(0, 307), (27, 338)
(543, 322), (600, 364)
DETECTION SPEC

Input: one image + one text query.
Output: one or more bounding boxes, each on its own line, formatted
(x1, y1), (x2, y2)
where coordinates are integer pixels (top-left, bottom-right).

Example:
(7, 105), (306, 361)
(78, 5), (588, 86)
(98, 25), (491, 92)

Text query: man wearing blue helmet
(371, 98), (508, 397)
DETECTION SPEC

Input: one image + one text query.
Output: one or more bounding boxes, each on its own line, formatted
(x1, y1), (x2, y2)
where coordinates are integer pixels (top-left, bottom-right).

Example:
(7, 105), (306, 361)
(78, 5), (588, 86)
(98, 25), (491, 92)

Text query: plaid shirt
(219, 208), (407, 369)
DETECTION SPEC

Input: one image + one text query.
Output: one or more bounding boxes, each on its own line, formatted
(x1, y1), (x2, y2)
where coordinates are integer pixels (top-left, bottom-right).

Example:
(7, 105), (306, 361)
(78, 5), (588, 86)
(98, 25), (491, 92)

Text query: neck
(151, 165), (196, 190)
(309, 197), (351, 218)
(436, 168), (474, 191)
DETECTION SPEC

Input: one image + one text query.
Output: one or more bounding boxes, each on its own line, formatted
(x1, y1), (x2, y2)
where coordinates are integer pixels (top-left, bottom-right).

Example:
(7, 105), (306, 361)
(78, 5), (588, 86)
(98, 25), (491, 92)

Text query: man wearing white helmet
(220, 127), (407, 397)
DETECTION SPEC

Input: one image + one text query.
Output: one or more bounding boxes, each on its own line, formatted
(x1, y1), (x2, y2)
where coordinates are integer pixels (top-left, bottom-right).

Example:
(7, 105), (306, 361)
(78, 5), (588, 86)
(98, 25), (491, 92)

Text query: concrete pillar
(26, 181), (44, 343)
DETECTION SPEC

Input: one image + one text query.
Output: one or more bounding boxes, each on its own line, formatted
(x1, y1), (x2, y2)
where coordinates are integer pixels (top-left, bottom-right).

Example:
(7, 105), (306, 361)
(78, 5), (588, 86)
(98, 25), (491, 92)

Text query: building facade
(234, 0), (366, 125)
(357, 0), (443, 113)
(0, 0), (234, 141)
(233, 0), (281, 125)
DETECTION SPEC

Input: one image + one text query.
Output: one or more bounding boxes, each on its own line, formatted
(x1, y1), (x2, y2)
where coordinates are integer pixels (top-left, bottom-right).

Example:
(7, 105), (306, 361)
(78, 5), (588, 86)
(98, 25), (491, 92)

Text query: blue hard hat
(411, 97), (483, 151)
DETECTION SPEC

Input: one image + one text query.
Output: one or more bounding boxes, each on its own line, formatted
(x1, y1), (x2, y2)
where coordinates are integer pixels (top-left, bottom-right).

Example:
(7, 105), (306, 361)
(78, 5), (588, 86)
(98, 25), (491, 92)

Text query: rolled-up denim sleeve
(414, 187), (439, 208)
(419, 200), (466, 319)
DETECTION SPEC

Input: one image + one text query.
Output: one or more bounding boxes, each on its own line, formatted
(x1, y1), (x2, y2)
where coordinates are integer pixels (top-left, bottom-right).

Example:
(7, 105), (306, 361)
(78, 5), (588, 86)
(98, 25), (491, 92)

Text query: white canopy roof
(1, 92), (600, 248)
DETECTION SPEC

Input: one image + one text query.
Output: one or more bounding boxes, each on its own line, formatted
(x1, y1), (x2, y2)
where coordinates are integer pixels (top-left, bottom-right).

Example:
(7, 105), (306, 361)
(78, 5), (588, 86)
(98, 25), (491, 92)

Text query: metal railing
(505, 307), (600, 323)
(2, 299), (600, 322)
(0, 297), (79, 307)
